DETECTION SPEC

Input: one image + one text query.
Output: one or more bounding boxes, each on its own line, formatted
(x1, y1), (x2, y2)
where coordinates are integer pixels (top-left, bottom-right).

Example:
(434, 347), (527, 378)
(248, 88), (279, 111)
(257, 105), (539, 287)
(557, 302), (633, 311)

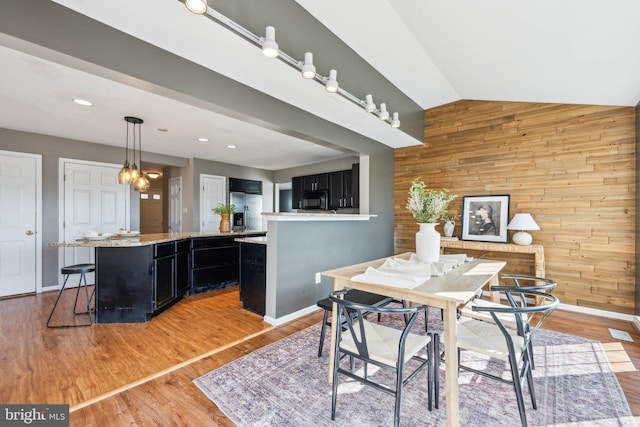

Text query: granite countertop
(234, 236), (268, 245)
(48, 231), (266, 248)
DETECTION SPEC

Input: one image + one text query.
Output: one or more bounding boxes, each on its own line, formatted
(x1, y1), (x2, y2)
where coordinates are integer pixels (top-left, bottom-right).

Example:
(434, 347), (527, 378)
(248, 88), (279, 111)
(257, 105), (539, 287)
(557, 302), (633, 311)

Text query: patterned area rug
(194, 308), (634, 426)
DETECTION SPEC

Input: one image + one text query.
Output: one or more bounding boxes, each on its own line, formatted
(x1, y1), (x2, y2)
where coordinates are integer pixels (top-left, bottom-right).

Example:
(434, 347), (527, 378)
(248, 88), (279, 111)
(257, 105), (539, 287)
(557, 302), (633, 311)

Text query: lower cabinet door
(176, 251), (190, 295)
(154, 255), (175, 309)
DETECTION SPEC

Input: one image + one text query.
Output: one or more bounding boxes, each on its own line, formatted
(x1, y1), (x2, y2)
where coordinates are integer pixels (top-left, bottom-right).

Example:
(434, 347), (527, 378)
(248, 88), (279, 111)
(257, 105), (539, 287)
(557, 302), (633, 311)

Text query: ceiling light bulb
(325, 69), (339, 93)
(301, 52), (316, 79)
(262, 26), (279, 58)
(391, 112), (400, 128)
(379, 103), (389, 121)
(184, 0), (207, 14)
(226, 144), (237, 149)
(364, 94), (376, 113)
(197, 137), (209, 142)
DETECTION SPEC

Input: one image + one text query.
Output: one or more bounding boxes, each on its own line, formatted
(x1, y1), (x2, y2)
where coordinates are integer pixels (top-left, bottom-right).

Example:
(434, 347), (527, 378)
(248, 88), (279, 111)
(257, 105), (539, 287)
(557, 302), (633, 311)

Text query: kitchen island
(49, 231), (265, 323)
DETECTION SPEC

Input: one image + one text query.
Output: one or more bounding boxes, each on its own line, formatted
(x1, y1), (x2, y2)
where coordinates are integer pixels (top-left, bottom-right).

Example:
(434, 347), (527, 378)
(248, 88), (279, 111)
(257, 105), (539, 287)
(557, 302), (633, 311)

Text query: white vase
(416, 223), (441, 262)
(443, 221), (455, 238)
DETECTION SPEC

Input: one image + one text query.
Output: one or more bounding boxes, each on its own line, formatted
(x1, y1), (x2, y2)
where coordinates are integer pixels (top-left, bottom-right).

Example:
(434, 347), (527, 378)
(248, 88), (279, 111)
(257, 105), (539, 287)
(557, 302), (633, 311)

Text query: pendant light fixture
(118, 116), (148, 191)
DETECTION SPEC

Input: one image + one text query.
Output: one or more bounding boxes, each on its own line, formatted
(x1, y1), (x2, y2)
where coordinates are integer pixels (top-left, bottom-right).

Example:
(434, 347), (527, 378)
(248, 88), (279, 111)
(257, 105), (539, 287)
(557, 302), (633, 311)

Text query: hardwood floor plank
(2, 286), (638, 426)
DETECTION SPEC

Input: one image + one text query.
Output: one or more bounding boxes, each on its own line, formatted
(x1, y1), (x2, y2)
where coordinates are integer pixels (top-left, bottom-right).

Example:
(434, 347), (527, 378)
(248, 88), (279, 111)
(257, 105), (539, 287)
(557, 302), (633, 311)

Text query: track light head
(301, 52), (316, 79)
(325, 69), (339, 93)
(379, 103), (389, 121)
(261, 26), (279, 58)
(365, 94), (376, 113)
(391, 112), (400, 128)
(184, 0), (207, 14)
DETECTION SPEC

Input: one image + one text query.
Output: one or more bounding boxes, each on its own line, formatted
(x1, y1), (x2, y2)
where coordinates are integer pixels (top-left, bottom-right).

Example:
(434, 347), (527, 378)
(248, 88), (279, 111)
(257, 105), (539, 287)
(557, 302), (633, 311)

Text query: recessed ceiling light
(197, 137), (209, 142)
(73, 98), (93, 106)
(226, 144), (237, 149)
(157, 128), (168, 132)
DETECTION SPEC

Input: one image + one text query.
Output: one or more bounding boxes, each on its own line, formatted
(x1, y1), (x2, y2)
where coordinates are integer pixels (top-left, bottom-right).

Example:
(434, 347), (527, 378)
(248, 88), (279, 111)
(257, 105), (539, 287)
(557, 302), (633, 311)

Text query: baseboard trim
(557, 302), (635, 322)
(264, 304), (318, 327)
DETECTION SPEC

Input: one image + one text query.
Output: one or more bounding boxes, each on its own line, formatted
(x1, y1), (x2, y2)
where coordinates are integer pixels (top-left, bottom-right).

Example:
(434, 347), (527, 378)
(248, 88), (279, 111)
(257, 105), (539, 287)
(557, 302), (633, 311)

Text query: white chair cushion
(449, 316), (526, 362)
(340, 319), (430, 367)
(460, 298), (528, 329)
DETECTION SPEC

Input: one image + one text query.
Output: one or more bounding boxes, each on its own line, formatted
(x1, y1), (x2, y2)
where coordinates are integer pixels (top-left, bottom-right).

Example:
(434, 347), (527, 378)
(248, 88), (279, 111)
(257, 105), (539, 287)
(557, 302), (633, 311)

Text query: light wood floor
(2, 286), (639, 426)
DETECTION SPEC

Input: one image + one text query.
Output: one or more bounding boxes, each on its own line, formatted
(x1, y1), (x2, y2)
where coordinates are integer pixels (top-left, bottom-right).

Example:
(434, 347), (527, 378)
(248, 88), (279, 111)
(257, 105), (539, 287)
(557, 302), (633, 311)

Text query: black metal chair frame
(462, 274), (557, 370)
(329, 290), (434, 427)
(436, 288), (559, 427)
(46, 264), (96, 328)
(316, 289), (394, 357)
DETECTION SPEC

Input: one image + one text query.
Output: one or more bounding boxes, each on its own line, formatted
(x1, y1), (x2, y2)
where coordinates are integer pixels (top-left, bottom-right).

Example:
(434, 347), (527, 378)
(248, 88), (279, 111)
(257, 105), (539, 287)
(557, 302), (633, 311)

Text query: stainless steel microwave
(302, 190), (328, 210)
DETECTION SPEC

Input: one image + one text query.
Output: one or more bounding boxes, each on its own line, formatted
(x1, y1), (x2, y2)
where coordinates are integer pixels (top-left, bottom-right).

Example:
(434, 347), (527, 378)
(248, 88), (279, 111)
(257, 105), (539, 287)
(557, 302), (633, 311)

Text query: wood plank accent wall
(394, 100), (636, 315)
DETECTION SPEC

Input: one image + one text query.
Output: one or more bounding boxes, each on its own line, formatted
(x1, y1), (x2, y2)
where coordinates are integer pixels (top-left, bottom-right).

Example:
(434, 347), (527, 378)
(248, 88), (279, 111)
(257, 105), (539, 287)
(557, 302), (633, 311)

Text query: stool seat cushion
(61, 263), (96, 275)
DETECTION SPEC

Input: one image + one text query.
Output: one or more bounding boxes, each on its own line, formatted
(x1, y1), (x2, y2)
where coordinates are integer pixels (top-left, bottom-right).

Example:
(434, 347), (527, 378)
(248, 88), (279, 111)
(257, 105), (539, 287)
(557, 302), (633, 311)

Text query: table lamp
(507, 213), (540, 245)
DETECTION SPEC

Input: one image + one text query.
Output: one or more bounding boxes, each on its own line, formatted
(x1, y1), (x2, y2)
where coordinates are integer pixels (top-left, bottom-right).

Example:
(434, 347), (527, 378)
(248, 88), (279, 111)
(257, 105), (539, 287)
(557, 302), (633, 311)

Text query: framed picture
(461, 195), (510, 243)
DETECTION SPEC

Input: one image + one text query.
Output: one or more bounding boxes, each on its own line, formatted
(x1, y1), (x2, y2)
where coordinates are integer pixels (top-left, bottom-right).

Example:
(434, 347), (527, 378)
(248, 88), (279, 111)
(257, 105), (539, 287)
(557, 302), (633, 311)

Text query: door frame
(0, 150), (42, 294)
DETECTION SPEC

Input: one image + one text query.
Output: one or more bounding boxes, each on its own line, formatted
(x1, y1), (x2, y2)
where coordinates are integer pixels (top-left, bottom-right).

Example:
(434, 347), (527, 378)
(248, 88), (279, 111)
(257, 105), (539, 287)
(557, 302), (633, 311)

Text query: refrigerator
(230, 192), (263, 231)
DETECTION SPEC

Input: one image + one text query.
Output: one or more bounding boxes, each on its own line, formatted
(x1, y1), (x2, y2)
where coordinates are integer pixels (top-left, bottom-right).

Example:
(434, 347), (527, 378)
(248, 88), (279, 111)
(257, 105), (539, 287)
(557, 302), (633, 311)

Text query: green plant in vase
(213, 203), (236, 233)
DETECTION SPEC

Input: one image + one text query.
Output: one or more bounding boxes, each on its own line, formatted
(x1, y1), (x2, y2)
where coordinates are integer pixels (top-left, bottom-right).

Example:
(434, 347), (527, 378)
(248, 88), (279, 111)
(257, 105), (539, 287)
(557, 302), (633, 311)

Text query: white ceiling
(1, 0), (639, 171)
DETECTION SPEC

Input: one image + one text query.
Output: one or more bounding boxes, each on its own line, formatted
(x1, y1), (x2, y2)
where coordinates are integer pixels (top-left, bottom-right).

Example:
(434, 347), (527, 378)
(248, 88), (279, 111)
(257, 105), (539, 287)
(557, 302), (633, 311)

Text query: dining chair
(329, 289), (434, 427)
(459, 274), (557, 369)
(435, 288), (560, 427)
(316, 289), (394, 357)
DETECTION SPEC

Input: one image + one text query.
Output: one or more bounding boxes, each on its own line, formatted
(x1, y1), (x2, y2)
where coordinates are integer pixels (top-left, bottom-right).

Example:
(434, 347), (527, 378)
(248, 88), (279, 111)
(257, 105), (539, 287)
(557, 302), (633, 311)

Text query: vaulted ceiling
(1, 0), (639, 171)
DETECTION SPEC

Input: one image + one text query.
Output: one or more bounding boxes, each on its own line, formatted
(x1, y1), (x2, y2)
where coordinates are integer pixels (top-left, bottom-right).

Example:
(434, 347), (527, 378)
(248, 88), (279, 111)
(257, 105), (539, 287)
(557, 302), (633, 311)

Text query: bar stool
(46, 263), (96, 328)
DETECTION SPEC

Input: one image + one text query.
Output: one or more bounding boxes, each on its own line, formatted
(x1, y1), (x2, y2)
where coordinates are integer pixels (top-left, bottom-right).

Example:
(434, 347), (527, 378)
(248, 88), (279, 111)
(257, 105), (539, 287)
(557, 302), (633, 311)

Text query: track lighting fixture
(261, 26), (279, 58)
(301, 52), (316, 79)
(184, 0), (207, 15)
(391, 112), (400, 128)
(364, 94), (376, 113)
(182, 4), (400, 128)
(325, 69), (338, 93)
(379, 103), (389, 121)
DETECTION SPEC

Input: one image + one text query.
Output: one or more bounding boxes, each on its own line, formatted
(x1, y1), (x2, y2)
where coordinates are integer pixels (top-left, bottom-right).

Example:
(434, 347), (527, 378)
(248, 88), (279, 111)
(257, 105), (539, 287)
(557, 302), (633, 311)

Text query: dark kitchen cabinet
(329, 165), (358, 209)
(154, 239), (190, 311)
(302, 173), (329, 192)
(95, 240), (190, 323)
(239, 242), (266, 315)
(292, 176), (303, 210)
(230, 177), (262, 194)
(190, 233), (265, 294)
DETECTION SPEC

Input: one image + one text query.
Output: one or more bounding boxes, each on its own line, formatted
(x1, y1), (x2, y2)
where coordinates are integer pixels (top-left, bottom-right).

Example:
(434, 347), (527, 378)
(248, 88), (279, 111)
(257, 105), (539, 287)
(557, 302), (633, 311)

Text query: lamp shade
(507, 213), (540, 231)
(507, 213), (540, 246)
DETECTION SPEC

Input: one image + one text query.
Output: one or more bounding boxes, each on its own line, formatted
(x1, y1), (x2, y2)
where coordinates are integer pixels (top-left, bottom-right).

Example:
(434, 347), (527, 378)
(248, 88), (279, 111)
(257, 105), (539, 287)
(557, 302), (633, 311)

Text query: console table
(440, 240), (545, 278)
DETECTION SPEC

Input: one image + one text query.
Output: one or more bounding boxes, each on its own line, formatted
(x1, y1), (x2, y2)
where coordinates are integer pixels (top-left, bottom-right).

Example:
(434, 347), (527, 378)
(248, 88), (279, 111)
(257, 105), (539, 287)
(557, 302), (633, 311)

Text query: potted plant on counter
(213, 203), (236, 233)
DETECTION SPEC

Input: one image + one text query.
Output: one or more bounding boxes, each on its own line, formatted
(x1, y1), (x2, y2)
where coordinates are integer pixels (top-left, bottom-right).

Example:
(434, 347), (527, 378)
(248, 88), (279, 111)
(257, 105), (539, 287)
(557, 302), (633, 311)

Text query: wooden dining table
(322, 252), (506, 427)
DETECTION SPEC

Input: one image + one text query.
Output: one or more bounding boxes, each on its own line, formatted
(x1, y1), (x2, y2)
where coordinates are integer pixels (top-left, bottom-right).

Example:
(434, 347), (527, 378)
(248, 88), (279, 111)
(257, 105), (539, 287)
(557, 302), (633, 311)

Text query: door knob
(26, 230), (34, 236)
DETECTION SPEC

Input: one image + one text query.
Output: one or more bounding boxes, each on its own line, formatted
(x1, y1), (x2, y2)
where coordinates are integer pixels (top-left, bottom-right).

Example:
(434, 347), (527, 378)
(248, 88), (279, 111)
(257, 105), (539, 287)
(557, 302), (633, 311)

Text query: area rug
(194, 308), (634, 426)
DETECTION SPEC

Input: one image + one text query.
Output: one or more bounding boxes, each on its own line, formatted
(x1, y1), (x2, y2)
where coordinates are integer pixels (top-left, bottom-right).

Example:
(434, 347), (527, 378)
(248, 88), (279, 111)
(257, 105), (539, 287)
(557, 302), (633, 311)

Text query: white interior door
(0, 151), (41, 297)
(168, 176), (182, 233)
(200, 174), (226, 232)
(60, 160), (129, 285)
